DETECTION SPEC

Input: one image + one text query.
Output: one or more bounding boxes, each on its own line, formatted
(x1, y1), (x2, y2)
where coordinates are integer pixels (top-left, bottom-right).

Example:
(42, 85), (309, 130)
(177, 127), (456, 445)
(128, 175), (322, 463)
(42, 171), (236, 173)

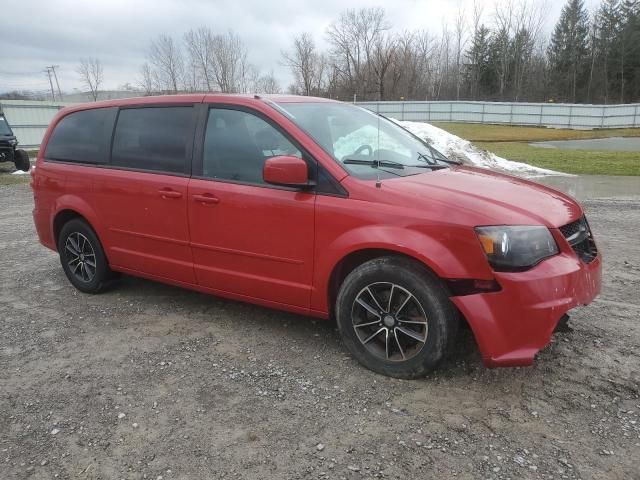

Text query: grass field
(434, 123), (640, 175)
(0, 161), (31, 185)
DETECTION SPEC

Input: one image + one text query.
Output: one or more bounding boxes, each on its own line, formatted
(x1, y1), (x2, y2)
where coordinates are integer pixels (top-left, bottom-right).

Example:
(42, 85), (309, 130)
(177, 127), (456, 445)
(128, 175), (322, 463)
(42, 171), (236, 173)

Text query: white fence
(3, 99), (640, 149)
(0, 100), (74, 149)
(358, 101), (640, 129)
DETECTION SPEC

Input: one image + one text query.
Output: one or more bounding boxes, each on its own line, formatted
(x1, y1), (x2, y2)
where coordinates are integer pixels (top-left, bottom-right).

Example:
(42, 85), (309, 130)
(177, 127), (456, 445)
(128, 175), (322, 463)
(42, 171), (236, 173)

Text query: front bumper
(451, 251), (602, 367)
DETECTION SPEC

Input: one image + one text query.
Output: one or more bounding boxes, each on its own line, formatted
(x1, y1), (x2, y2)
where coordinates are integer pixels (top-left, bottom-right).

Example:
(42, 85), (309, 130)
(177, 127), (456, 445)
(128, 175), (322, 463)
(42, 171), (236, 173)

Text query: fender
(310, 224), (494, 313)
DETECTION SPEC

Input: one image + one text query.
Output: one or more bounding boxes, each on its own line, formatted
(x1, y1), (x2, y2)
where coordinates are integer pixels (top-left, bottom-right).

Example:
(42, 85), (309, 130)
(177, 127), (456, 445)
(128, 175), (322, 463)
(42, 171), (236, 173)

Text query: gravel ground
(1, 183), (639, 480)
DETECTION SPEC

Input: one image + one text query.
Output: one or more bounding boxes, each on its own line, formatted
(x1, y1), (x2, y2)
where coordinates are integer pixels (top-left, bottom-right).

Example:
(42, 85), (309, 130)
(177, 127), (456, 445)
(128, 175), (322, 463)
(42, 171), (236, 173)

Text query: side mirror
(263, 155), (310, 188)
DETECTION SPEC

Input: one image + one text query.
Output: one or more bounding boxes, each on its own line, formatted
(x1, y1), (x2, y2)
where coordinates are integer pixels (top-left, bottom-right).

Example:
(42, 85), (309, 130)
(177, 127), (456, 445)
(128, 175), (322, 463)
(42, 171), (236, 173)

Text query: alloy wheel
(65, 232), (97, 283)
(351, 282), (428, 362)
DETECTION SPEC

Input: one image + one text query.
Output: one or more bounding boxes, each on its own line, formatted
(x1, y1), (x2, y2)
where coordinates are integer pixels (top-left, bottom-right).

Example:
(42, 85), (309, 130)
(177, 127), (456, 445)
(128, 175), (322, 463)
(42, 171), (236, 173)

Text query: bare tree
(281, 33), (320, 95)
(493, 0), (515, 100)
(138, 62), (155, 95)
(148, 34), (184, 93)
(511, 0), (548, 101)
(454, 1), (468, 100)
(255, 70), (281, 94)
(327, 7), (390, 100)
(372, 33), (397, 100)
(77, 58), (103, 101)
(209, 30), (253, 93)
(184, 27), (215, 91)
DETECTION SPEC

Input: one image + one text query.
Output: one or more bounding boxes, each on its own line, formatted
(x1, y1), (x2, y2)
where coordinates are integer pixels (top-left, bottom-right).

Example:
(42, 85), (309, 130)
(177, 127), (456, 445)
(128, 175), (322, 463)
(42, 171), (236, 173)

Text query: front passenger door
(188, 106), (316, 308)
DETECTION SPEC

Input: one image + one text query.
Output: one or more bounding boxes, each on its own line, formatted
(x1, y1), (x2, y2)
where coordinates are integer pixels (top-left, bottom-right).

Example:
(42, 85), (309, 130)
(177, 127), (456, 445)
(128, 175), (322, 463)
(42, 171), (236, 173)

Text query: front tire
(57, 219), (114, 293)
(14, 149), (30, 172)
(336, 257), (458, 379)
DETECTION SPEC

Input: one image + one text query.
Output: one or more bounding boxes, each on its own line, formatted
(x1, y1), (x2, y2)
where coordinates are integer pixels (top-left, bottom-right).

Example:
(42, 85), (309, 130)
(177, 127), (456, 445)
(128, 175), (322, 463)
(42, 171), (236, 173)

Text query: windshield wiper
(343, 158), (405, 169)
(343, 158), (449, 171)
(406, 163), (449, 170)
(412, 153), (449, 170)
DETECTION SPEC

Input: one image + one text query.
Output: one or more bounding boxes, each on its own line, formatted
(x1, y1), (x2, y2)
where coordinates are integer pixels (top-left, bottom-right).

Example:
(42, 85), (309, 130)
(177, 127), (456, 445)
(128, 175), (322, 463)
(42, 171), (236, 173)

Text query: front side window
(44, 108), (115, 163)
(274, 102), (449, 180)
(111, 107), (194, 174)
(202, 108), (301, 184)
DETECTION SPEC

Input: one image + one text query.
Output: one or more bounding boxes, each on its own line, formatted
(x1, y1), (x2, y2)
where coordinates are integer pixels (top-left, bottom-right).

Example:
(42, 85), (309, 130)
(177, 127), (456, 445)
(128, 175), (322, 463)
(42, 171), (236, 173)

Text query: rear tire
(336, 256), (458, 379)
(57, 219), (114, 293)
(14, 149), (30, 172)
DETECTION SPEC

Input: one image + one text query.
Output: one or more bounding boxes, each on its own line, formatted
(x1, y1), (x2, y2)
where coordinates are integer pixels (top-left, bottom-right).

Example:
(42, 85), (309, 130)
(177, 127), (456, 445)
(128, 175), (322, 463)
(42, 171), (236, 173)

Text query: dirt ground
(1, 182), (638, 480)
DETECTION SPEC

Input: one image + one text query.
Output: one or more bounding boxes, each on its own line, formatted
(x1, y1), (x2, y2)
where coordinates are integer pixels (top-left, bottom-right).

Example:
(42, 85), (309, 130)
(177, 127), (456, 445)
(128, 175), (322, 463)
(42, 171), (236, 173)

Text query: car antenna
(376, 106), (382, 189)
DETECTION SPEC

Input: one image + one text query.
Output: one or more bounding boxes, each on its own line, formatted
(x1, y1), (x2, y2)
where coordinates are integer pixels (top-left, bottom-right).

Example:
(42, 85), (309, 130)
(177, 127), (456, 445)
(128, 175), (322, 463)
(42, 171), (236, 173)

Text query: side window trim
(193, 103), (318, 188)
(108, 104), (199, 176)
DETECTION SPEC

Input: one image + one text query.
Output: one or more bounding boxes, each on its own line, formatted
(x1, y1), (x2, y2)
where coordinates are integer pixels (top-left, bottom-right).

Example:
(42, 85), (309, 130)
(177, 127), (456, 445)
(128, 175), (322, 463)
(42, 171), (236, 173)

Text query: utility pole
(44, 67), (56, 101)
(48, 65), (63, 101)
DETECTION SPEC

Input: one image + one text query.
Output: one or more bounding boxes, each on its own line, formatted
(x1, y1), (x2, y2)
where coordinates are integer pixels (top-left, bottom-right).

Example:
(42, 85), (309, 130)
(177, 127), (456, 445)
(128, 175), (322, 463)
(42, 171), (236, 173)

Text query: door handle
(192, 193), (220, 205)
(158, 188), (182, 199)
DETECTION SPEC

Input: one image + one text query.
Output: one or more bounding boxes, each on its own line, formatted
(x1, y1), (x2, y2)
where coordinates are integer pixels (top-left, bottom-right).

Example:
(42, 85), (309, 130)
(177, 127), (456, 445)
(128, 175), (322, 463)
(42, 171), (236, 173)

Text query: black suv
(0, 114), (30, 171)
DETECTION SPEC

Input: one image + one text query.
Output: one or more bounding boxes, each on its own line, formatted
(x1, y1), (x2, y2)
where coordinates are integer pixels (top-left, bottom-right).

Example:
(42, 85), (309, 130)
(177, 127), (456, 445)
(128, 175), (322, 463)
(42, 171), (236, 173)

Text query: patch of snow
(11, 165), (33, 175)
(395, 120), (567, 177)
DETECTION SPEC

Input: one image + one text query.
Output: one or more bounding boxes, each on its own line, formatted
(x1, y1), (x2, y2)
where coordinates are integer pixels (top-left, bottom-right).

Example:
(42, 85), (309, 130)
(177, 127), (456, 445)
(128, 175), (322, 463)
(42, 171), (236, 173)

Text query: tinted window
(0, 116), (12, 136)
(45, 108), (115, 163)
(111, 107), (194, 174)
(202, 108), (301, 184)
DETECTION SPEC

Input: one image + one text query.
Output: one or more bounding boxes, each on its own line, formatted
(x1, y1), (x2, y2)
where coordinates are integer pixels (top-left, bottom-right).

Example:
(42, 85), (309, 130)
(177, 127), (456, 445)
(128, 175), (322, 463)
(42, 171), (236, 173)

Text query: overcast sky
(1, 0), (597, 96)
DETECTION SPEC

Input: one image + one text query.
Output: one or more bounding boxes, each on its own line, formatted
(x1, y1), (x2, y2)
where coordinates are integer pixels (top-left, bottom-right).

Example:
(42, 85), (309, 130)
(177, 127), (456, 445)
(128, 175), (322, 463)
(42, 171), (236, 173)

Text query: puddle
(532, 175), (640, 200)
(530, 137), (640, 152)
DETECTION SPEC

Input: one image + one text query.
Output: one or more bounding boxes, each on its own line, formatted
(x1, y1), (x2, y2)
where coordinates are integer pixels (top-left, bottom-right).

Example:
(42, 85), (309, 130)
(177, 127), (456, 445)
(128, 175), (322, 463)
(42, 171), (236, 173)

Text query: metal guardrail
(2, 99), (639, 149)
(0, 100), (74, 149)
(357, 101), (640, 129)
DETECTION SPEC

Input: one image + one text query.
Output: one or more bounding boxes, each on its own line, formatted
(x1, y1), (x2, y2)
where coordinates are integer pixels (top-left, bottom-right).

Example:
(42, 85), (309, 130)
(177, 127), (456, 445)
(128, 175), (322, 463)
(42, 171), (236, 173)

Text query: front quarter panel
(311, 194), (494, 314)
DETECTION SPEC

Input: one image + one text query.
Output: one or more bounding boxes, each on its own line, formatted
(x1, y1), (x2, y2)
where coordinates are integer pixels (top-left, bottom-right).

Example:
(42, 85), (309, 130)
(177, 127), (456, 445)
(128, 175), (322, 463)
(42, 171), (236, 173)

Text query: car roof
(58, 93), (339, 115)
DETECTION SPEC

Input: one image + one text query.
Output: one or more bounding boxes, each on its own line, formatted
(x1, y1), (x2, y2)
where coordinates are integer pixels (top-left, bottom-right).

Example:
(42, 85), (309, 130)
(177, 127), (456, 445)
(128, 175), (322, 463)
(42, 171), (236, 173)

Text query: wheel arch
(53, 209), (85, 248)
(327, 248), (445, 320)
(51, 196), (107, 256)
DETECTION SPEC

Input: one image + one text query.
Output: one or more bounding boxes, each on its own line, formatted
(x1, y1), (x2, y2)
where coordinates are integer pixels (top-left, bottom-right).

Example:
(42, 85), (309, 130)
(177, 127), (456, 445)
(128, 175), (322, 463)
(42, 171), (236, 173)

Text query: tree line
(3, 0), (639, 104)
(279, 0), (640, 104)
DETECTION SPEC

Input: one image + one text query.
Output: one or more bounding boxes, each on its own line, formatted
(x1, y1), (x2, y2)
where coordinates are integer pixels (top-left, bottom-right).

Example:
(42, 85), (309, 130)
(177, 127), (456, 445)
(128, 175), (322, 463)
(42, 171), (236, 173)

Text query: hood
(377, 166), (581, 227)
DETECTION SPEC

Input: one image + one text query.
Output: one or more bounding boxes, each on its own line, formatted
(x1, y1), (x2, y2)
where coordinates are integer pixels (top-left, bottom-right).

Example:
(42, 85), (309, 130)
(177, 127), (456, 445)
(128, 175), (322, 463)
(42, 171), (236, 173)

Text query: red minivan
(32, 94), (601, 378)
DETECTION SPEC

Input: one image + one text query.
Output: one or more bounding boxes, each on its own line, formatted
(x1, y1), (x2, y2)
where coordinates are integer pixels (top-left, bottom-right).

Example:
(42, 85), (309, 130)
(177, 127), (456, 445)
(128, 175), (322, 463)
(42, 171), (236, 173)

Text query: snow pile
(396, 120), (564, 176)
(11, 164), (33, 175)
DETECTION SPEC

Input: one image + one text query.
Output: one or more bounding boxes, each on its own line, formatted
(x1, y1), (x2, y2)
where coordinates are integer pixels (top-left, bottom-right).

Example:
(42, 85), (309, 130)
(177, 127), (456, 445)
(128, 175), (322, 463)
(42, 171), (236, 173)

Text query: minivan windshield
(273, 102), (450, 179)
(0, 116), (12, 136)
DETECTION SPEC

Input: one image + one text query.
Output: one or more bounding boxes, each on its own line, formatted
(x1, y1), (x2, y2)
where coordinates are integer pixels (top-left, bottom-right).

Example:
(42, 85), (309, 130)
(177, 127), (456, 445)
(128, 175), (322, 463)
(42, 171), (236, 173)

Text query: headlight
(8, 139), (17, 146)
(475, 226), (559, 271)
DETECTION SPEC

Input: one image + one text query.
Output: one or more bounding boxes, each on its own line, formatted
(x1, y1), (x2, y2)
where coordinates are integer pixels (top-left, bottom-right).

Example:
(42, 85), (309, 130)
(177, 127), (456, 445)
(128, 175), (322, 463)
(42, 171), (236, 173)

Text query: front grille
(559, 216), (598, 263)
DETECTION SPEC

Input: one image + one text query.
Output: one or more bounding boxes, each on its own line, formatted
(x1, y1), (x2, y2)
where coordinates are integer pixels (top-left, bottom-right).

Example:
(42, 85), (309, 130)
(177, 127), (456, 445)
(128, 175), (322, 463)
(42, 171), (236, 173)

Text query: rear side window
(111, 107), (194, 174)
(45, 108), (116, 163)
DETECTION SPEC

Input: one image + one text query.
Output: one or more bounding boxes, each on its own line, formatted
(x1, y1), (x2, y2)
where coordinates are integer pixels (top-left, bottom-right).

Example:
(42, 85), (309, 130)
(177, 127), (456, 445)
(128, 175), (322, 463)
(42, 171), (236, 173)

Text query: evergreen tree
(548, 0), (590, 102)
(466, 25), (493, 99)
(595, 0), (622, 102)
(620, 0), (640, 101)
